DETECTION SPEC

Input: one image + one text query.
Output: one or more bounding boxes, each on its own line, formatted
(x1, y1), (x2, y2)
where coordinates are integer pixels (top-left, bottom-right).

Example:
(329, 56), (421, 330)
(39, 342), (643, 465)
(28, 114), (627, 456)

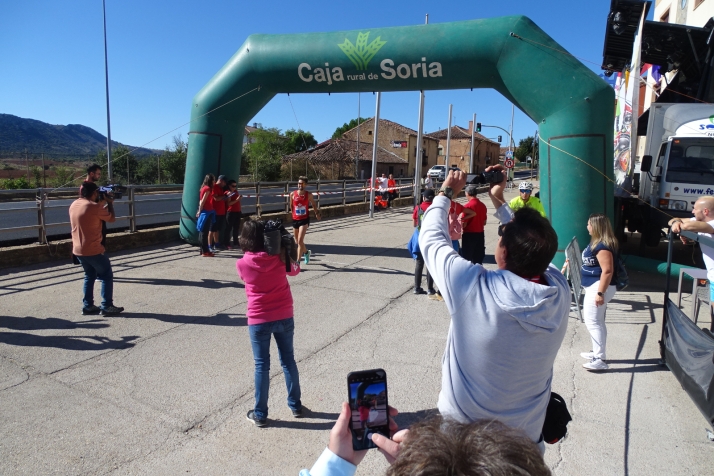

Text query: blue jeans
(248, 317), (301, 420)
(76, 254), (114, 308)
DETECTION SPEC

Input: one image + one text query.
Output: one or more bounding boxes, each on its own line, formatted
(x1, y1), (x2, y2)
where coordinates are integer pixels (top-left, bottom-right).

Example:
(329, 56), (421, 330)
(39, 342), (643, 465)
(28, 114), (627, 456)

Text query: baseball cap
(422, 189), (435, 200)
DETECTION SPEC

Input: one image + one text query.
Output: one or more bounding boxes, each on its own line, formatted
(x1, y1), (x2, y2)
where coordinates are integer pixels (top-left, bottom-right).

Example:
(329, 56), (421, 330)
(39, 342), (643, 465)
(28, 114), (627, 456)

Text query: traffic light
(498, 135), (502, 142)
(476, 122), (482, 132)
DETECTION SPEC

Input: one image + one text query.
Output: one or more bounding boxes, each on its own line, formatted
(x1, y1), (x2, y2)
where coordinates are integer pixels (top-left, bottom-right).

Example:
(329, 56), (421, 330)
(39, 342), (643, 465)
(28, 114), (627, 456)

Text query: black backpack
(542, 392), (572, 444)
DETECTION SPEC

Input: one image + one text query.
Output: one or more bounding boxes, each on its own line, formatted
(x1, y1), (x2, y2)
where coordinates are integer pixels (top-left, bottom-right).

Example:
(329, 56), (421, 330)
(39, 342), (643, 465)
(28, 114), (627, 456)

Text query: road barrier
(0, 178), (417, 245)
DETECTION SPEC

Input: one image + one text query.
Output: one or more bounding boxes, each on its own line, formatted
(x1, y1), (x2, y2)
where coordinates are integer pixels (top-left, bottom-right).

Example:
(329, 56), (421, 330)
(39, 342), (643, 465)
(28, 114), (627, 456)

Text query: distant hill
(0, 114), (162, 158)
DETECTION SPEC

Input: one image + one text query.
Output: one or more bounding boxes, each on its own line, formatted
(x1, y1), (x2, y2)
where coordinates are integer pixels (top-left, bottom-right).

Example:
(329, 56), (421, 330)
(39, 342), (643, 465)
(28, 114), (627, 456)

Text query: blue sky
(0, 1), (632, 151)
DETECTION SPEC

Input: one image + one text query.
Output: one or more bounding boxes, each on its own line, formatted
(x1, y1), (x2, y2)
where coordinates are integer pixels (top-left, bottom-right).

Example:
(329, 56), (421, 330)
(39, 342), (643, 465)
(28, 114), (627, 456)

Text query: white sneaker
(580, 351), (595, 359)
(583, 358), (609, 371)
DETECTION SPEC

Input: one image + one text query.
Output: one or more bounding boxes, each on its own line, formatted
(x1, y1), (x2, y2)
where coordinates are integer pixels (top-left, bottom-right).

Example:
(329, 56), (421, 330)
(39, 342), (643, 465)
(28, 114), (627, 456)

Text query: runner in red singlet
(290, 176), (321, 264)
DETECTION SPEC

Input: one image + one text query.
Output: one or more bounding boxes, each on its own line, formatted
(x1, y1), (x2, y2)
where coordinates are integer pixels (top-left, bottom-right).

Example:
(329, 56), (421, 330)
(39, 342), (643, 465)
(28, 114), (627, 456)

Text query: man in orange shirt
(69, 182), (124, 316)
(387, 174), (397, 207)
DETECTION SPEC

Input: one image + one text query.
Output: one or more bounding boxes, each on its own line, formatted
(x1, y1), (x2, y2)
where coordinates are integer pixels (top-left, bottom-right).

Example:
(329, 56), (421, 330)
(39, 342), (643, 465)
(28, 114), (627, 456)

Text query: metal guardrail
(0, 178), (417, 244)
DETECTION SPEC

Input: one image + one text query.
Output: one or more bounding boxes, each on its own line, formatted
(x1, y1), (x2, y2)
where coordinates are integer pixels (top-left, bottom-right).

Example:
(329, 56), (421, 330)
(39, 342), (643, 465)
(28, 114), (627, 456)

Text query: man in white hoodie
(419, 165), (569, 448)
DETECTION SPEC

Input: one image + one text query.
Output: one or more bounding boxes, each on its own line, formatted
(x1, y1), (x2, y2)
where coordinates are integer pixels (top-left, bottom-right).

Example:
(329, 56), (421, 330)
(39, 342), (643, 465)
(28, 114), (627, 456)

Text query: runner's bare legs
(294, 224), (309, 258)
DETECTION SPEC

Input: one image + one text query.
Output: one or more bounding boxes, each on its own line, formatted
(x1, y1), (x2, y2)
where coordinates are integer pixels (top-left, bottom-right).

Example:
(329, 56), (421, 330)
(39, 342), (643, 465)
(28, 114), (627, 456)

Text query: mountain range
(0, 114), (161, 157)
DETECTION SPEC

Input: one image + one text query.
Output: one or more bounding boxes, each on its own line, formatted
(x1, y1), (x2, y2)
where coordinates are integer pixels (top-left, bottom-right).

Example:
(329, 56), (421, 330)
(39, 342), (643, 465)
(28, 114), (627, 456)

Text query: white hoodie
(419, 196), (569, 442)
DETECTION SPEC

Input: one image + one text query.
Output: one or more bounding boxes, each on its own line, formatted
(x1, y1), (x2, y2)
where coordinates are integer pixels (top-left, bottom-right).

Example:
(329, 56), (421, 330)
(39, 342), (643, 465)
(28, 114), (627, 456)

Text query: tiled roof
(244, 125), (259, 134)
(342, 117), (438, 140)
(282, 139), (408, 164)
(427, 126), (498, 144)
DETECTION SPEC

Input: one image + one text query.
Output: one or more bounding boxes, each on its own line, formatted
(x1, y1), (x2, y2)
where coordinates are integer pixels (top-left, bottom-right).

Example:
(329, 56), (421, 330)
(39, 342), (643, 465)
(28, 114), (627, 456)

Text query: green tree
(0, 176), (30, 189)
(94, 146), (139, 184)
(243, 128), (289, 182)
(52, 165), (80, 188)
(332, 117), (369, 139)
(29, 165), (43, 188)
(514, 136), (535, 162)
(160, 135), (188, 184)
(285, 129), (317, 153)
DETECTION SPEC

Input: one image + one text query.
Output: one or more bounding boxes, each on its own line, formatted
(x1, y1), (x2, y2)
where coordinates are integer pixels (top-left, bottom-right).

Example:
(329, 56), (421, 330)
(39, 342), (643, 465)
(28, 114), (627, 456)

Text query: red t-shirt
(227, 191), (241, 213)
(412, 201), (431, 222)
(387, 179), (396, 191)
(213, 184), (226, 215)
(292, 190), (310, 220)
(199, 185), (214, 212)
(463, 197), (488, 233)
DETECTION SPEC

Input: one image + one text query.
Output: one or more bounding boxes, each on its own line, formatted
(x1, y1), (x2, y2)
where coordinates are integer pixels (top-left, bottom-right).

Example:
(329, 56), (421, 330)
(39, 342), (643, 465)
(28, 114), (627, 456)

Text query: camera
(264, 219), (297, 263)
(466, 170), (504, 185)
(98, 184), (127, 200)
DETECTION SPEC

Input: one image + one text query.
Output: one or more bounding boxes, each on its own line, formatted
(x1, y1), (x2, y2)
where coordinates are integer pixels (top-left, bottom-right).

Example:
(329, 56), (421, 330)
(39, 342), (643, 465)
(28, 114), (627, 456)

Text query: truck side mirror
(641, 155), (652, 173)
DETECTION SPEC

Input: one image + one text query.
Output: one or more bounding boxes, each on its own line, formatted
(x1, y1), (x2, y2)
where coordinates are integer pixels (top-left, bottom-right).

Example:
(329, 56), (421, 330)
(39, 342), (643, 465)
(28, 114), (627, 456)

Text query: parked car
(437, 166), (461, 181)
(428, 165), (446, 180)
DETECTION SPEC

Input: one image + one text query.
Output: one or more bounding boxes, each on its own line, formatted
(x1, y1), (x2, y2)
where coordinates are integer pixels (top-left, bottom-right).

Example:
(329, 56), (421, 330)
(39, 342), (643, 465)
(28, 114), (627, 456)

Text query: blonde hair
(588, 213), (619, 253)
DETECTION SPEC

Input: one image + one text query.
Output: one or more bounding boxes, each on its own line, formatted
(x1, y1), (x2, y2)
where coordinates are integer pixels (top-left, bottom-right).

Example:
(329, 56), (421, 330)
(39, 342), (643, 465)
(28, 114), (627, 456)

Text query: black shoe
(292, 407), (303, 418)
(82, 305), (101, 315)
(101, 305), (124, 316)
(246, 410), (267, 427)
(413, 287), (427, 295)
(427, 289), (436, 296)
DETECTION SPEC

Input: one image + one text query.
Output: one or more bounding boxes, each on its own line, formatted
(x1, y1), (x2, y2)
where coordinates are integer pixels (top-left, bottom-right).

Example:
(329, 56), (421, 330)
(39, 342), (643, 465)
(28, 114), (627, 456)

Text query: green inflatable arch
(181, 16), (613, 263)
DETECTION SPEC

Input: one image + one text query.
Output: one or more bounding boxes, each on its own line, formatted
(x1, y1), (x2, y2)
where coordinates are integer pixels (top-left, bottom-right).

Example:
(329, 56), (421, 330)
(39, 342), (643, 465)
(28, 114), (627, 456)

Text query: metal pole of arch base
(414, 91), (425, 207)
(102, 0), (113, 182)
(369, 92), (381, 219)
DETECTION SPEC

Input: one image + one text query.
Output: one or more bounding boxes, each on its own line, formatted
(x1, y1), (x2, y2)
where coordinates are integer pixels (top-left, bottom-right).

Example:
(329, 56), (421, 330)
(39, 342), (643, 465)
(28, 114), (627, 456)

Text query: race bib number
(295, 205), (307, 216)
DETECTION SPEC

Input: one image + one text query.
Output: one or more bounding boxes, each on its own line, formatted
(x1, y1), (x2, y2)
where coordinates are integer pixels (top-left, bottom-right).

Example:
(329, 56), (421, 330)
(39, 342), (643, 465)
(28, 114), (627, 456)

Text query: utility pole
(369, 92), (381, 219)
(413, 13), (428, 206)
(42, 153), (46, 187)
(445, 105), (453, 170)
(356, 93), (361, 178)
(102, 0), (113, 182)
(469, 113), (476, 173)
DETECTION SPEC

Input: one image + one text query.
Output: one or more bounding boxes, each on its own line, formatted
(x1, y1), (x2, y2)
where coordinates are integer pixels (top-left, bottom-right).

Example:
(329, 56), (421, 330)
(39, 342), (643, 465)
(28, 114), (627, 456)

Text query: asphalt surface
(8, 175), (709, 475)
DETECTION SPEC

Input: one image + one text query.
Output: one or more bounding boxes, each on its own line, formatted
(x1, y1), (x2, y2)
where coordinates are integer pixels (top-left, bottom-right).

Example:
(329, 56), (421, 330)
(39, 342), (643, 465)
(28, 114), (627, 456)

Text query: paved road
(1, 184), (712, 475)
(0, 181), (415, 243)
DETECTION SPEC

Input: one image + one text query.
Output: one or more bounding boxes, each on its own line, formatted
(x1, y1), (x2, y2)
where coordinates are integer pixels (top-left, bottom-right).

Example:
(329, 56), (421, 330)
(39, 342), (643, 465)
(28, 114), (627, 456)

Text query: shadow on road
(118, 312), (247, 327)
(0, 315), (109, 331)
(0, 332), (138, 351)
(114, 277), (243, 289)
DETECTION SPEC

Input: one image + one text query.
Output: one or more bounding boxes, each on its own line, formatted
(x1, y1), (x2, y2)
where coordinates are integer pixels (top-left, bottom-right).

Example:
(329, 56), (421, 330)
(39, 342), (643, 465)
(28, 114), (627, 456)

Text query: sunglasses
(520, 190), (531, 194)
(498, 224), (507, 236)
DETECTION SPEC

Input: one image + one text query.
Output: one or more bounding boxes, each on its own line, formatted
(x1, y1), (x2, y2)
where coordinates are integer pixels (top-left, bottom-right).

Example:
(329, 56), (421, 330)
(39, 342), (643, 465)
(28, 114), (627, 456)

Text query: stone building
(428, 121), (501, 173)
(341, 118), (439, 178)
(282, 138), (408, 181)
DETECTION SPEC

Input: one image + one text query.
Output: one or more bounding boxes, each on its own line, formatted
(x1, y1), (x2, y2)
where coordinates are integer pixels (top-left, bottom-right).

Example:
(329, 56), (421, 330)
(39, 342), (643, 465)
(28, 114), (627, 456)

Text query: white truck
(625, 103), (714, 247)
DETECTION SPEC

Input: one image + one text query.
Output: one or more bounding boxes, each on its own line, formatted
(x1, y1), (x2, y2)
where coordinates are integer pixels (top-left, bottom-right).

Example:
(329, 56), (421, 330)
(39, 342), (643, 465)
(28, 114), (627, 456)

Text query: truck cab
(637, 104), (714, 245)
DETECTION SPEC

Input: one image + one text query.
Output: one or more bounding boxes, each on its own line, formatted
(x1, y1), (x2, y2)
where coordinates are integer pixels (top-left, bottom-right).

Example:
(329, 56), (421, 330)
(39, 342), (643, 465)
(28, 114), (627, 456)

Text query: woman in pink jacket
(236, 219), (302, 427)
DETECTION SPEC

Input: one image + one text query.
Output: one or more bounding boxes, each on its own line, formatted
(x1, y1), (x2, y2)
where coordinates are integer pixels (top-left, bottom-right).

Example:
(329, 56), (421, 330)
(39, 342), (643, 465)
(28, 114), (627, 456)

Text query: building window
(368, 130), (372, 135)
(438, 146), (444, 156)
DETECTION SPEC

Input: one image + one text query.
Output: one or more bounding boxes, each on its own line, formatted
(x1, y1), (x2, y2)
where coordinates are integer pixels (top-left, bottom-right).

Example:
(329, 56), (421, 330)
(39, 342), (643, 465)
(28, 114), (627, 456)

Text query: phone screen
(347, 368), (389, 450)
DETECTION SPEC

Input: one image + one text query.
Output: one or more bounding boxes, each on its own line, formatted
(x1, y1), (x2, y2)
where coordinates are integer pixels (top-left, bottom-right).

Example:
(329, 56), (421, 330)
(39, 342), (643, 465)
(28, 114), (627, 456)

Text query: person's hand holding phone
(328, 402), (400, 467)
(329, 402), (368, 466)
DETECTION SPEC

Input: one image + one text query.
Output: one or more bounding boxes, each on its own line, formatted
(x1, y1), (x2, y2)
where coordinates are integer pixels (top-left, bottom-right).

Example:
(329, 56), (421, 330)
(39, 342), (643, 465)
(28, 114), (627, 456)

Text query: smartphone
(347, 368), (389, 451)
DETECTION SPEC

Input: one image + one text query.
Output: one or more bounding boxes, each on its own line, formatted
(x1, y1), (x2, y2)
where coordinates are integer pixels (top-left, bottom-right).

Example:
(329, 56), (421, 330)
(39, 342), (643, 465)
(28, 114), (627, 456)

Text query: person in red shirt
(290, 176), (321, 264)
(211, 175), (229, 251)
(224, 179), (242, 249)
(196, 174), (216, 256)
(460, 184), (488, 264)
(387, 174), (397, 207)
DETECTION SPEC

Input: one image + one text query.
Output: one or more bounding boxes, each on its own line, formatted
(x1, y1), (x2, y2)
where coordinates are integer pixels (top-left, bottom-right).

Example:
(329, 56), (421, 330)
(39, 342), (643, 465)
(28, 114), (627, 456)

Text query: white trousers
(583, 282), (617, 360)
